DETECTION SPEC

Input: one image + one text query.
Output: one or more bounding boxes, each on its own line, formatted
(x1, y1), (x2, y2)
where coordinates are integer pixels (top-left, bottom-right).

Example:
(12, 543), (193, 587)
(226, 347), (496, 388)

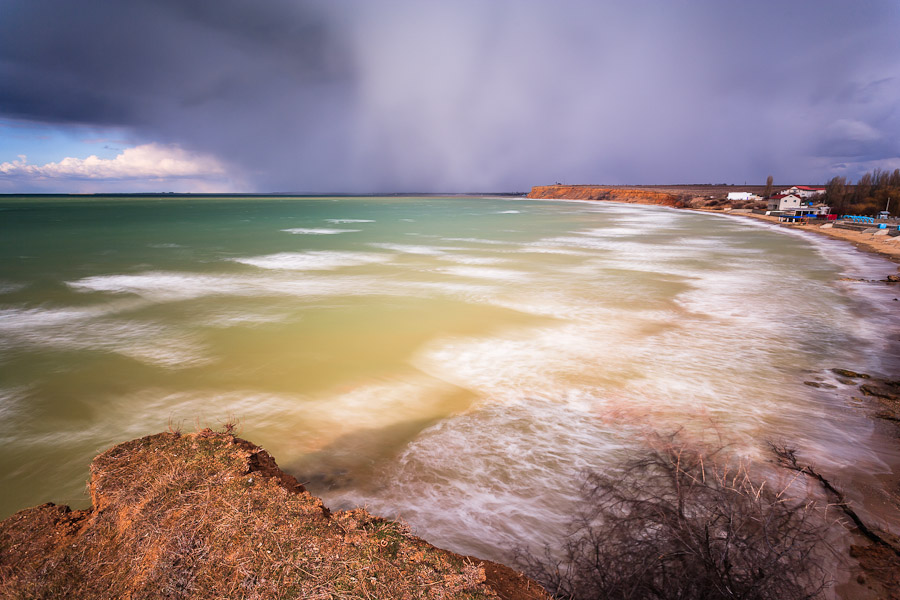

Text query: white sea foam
(201, 310), (291, 328)
(497, 210), (521, 214)
(0, 386), (29, 426)
(436, 254), (508, 265)
(66, 269), (496, 305)
(281, 228), (361, 235)
(324, 219), (375, 224)
(515, 244), (593, 256)
(0, 281), (26, 294)
(441, 237), (511, 246)
(437, 266), (528, 281)
(0, 305), (210, 368)
(369, 243), (446, 255)
(232, 251), (388, 271)
(323, 397), (632, 557)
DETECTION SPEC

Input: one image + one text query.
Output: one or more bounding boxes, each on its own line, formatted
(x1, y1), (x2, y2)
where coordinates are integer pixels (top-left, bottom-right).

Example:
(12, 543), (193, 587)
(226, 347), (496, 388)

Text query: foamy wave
(515, 243), (592, 256)
(436, 255), (508, 265)
(281, 228), (361, 235)
(0, 305), (210, 368)
(201, 310), (291, 328)
(441, 237), (511, 246)
(322, 398), (633, 557)
(411, 323), (639, 404)
(497, 210), (521, 214)
(369, 243), (446, 255)
(67, 270), (496, 304)
(0, 386), (29, 426)
(0, 281), (26, 294)
(437, 266), (528, 281)
(577, 226), (648, 238)
(325, 219), (375, 224)
(232, 251), (388, 271)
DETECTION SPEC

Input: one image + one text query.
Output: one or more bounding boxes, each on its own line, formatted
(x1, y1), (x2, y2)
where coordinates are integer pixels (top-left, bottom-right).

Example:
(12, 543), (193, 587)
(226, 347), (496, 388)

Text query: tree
(518, 436), (831, 600)
(824, 176), (847, 214)
(764, 175), (774, 198)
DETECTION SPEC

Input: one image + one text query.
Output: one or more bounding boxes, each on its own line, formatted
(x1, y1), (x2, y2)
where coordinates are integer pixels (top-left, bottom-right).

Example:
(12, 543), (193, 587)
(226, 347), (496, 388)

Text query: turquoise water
(0, 195), (897, 561)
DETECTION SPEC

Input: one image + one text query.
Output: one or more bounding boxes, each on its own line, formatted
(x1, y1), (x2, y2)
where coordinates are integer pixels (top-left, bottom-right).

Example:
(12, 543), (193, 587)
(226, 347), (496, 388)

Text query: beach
(744, 213), (900, 265)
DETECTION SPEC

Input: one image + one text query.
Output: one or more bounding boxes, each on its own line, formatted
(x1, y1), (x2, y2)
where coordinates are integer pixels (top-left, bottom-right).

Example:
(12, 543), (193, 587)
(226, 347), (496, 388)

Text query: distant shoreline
(526, 184), (900, 268)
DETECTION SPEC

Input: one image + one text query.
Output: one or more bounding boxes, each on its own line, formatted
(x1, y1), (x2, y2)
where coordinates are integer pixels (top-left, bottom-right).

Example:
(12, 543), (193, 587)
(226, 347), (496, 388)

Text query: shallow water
(0, 195), (898, 563)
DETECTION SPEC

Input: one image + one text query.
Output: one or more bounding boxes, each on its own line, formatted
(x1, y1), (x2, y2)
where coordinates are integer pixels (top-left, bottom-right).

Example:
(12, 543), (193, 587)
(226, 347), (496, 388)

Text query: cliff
(527, 185), (688, 208)
(526, 185), (768, 211)
(0, 430), (548, 600)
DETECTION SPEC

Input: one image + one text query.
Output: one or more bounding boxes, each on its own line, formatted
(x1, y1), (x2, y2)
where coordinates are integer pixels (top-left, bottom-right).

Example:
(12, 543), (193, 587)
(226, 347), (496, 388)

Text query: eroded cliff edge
(527, 185), (689, 207)
(0, 430), (548, 600)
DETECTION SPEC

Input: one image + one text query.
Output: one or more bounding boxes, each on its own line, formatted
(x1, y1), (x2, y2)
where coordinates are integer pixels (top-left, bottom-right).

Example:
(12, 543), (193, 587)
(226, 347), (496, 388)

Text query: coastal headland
(0, 429), (548, 600)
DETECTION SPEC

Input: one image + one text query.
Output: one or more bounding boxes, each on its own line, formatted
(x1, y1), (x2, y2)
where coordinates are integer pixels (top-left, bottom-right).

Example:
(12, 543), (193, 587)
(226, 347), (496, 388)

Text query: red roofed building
(779, 186), (826, 199)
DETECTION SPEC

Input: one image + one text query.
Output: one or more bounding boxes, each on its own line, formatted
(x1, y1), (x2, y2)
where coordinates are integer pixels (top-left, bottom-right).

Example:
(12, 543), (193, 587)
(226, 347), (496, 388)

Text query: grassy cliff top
(0, 429), (548, 600)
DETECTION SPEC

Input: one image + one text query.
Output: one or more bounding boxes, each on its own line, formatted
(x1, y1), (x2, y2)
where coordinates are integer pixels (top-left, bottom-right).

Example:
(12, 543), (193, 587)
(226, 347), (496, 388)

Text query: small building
(727, 192), (760, 201)
(767, 193), (803, 211)
(779, 186), (826, 199)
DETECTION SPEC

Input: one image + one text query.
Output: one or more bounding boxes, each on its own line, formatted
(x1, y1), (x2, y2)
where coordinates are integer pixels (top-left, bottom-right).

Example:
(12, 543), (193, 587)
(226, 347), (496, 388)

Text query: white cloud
(0, 143), (226, 181)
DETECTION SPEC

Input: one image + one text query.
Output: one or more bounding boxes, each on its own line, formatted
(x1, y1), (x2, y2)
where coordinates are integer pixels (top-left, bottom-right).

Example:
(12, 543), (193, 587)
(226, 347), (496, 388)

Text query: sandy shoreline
(714, 209), (900, 268)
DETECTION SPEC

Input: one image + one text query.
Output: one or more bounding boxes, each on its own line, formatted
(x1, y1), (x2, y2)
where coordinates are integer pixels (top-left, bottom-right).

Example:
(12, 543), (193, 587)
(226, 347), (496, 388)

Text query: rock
(886, 274), (900, 282)
(803, 381), (821, 388)
(860, 383), (900, 402)
(832, 368), (871, 379)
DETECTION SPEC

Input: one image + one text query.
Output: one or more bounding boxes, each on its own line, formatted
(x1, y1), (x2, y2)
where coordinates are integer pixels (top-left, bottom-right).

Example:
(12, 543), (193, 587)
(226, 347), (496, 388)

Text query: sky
(1, 0), (899, 194)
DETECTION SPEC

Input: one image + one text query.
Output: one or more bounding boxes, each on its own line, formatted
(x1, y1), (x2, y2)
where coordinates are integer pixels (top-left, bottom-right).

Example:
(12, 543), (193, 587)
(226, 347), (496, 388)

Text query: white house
(779, 186), (825, 199)
(767, 193), (803, 211)
(727, 192), (761, 201)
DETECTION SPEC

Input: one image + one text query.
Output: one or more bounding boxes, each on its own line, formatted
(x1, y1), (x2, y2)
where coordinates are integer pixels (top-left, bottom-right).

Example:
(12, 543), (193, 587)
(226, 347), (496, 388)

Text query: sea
(1, 195), (898, 562)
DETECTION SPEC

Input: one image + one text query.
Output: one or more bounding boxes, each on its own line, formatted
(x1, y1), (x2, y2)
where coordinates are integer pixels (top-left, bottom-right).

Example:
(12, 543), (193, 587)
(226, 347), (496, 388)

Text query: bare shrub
(519, 436), (831, 600)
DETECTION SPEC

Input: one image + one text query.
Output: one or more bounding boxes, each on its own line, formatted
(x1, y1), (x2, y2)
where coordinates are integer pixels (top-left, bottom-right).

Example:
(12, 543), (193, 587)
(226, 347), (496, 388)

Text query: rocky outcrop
(527, 185), (688, 208)
(0, 430), (549, 600)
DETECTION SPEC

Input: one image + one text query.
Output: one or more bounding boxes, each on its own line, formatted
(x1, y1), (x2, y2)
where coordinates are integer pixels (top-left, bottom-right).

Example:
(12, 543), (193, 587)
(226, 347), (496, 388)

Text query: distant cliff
(527, 185), (688, 208)
(0, 430), (548, 600)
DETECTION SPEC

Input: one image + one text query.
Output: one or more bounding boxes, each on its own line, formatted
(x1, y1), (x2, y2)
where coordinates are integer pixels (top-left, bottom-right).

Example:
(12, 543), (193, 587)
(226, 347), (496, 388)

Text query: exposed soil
(0, 429), (549, 599)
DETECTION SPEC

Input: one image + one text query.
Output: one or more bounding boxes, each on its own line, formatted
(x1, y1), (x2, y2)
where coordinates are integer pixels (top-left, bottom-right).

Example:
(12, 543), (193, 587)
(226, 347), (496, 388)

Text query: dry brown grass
(0, 429), (545, 599)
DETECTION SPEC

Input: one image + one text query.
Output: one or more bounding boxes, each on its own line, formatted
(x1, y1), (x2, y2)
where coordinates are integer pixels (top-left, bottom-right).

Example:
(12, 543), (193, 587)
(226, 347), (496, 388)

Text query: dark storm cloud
(2, 0), (899, 191)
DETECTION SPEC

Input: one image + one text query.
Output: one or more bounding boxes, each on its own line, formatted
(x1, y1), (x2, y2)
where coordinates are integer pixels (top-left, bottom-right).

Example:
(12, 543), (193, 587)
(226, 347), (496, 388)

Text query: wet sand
(721, 210), (900, 267)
